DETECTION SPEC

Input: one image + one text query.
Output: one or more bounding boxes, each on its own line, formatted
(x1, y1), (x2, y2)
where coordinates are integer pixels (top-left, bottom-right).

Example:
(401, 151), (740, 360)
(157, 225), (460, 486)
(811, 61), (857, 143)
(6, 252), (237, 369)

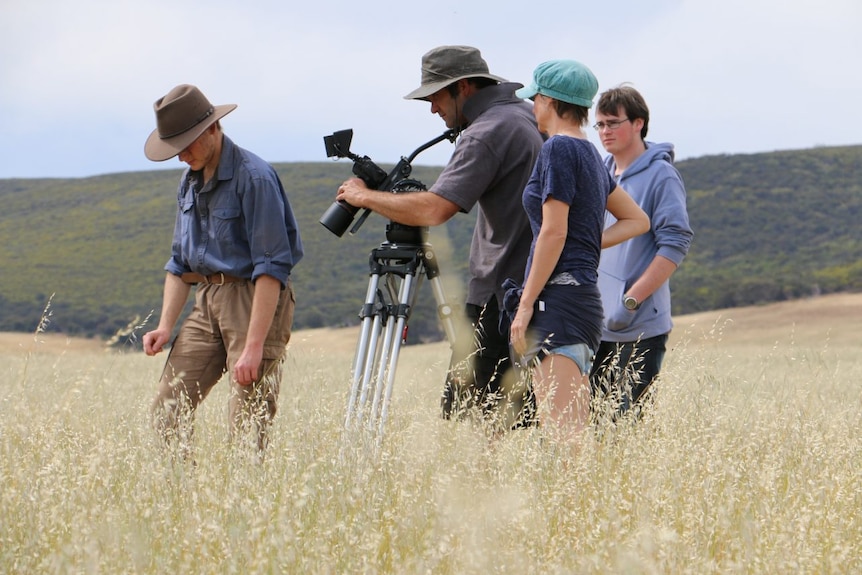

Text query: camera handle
(348, 129), (458, 235)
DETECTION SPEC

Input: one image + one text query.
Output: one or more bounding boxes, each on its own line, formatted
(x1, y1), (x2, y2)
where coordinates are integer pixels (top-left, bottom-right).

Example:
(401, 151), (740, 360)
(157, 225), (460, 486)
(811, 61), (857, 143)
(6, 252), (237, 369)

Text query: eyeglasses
(592, 118), (631, 132)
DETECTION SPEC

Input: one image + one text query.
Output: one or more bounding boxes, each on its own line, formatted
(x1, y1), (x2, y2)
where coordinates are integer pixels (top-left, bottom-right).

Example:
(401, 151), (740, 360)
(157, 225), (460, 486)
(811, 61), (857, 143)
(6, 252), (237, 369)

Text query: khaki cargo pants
(151, 280), (295, 453)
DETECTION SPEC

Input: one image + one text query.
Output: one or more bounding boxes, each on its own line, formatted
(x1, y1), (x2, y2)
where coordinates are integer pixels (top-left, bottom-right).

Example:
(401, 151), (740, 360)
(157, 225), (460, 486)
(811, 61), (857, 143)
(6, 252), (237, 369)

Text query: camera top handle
(328, 129), (458, 236)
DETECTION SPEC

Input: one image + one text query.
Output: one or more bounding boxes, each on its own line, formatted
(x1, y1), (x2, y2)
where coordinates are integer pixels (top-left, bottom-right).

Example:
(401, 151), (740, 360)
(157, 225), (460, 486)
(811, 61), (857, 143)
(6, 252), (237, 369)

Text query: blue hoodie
(597, 142), (693, 342)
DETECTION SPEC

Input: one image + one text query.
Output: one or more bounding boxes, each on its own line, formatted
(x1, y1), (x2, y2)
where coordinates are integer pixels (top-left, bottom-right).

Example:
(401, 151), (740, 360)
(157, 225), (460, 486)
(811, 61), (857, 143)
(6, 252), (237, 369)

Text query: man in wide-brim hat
(142, 84), (303, 457)
(336, 45), (544, 432)
(144, 84), (237, 163)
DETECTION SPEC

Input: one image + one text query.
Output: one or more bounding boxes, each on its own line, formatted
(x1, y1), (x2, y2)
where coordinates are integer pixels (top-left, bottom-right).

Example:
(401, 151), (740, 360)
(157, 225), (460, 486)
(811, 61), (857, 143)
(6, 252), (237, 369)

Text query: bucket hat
(515, 60), (598, 108)
(404, 45), (507, 101)
(144, 84), (237, 161)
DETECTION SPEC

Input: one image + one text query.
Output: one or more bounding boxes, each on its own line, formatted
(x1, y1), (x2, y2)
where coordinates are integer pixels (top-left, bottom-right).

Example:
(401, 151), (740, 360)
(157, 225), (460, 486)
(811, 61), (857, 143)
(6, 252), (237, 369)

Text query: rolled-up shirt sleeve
(243, 170), (303, 287)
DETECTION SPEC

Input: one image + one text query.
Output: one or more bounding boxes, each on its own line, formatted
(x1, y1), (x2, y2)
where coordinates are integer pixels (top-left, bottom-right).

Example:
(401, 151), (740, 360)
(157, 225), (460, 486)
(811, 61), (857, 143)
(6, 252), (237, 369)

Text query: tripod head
(320, 128), (457, 238)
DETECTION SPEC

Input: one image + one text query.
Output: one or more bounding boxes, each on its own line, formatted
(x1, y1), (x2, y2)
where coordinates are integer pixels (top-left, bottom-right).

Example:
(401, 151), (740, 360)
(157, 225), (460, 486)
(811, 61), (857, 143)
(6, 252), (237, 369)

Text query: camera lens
(319, 200), (359, 237)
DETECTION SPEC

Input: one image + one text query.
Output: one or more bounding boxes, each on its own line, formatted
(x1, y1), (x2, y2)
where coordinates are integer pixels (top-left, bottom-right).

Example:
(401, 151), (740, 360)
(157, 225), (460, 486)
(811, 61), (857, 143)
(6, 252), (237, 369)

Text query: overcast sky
(1, 0), (859, 179)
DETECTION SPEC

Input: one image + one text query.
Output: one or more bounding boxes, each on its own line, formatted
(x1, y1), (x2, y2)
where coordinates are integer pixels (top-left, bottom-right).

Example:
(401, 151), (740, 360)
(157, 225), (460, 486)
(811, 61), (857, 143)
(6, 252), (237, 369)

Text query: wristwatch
(623, 294), (640, 311)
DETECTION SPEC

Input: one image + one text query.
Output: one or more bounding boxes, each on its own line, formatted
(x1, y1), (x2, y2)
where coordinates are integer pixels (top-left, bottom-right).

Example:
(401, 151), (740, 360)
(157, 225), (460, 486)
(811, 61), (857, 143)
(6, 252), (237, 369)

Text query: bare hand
(336, 177), (369, 207)
(510, 304), (534, 357)
(143, 328), (171, 356)
(233, 344), (263, 386)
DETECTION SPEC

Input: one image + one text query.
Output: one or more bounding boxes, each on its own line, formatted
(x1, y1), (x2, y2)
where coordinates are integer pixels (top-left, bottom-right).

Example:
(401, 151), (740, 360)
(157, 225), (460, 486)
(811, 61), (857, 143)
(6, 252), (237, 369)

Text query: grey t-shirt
(431, 82), (543, 306)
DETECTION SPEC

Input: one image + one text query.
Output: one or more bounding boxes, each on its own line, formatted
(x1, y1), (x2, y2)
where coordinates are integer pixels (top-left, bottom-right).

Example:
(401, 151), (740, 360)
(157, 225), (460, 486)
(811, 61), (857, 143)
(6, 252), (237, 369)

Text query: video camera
(319, 128), (457, 240)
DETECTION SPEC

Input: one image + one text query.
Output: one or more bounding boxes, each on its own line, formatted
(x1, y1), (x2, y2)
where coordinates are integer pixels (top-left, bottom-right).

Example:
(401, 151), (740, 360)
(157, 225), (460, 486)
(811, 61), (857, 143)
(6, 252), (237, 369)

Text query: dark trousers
(590, 333), (668, 416)
(440, 296), (535, 428)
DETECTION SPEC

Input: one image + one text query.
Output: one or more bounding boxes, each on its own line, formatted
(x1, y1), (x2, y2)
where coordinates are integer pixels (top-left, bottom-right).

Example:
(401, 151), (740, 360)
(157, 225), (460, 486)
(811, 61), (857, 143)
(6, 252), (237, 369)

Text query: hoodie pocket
(597, 271), (636, 331)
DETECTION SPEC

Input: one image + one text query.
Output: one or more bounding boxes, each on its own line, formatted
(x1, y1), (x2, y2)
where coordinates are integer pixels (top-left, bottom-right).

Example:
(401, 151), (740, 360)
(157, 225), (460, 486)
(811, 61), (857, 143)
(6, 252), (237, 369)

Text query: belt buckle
(213, 272), (226, 285)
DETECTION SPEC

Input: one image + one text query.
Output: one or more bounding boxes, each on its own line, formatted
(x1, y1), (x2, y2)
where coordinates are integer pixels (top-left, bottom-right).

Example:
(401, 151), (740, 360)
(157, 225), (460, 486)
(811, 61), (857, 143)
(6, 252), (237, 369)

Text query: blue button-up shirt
(165, 135), (303, 287)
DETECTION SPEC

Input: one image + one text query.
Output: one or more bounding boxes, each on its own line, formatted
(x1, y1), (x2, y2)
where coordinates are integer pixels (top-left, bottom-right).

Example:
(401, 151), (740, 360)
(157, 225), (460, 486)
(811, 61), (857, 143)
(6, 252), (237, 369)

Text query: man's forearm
(627, 256), (677, 301)
(157, 272), (192, 332)
(366, 190), (453, 226)
(245, 275), (281, 347)
(338, 178), (459, 226)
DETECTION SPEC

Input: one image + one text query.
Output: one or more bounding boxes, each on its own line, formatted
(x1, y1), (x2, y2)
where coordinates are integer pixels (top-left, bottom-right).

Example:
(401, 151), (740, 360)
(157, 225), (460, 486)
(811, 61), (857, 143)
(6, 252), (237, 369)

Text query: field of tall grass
(2, 294), (861, 574)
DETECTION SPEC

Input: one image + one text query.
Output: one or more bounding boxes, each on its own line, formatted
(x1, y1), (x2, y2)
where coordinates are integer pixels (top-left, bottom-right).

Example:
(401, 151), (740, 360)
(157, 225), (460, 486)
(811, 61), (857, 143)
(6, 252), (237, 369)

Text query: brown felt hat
(403, 45), (507, 101)
(144, 84), (236, 161)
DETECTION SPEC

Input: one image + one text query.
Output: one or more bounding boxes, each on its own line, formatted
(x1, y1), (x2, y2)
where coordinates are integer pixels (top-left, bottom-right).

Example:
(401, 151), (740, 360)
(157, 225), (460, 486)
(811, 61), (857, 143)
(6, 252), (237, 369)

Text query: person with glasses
(504, 60), (649, 446)
(589, 85), (693, 418)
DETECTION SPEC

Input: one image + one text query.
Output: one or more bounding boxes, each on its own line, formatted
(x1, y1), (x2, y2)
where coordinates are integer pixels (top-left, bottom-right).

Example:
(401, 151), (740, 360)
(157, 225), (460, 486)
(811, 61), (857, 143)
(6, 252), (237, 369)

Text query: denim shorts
(546, 342), (594, 375)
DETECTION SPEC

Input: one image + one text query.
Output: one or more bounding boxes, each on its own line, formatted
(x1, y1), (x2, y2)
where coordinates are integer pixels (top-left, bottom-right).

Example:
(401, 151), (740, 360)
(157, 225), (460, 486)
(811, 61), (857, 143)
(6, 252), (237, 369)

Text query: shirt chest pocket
(179, 197), (195, 213)
(212, 206), (242, 238)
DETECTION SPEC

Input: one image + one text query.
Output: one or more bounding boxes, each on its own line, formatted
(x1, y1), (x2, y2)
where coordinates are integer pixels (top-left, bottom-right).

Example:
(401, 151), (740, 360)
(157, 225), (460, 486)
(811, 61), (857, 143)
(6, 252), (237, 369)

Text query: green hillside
(0, 162), (462, 341)
(1, 144), (861, 342)
(673, 145), (862, 311)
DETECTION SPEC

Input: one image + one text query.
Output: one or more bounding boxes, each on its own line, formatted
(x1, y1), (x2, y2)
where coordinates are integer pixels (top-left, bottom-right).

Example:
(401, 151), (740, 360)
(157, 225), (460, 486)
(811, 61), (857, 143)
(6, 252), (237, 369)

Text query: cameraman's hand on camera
(337, 177), (371, 209)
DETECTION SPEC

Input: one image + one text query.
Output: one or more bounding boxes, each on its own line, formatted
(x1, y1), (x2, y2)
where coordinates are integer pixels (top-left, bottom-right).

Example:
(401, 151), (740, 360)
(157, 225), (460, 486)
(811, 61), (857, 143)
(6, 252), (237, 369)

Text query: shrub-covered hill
(673, 145), (862, 312)
(0, 162), (462, 341)
(1, 144), (860, 340)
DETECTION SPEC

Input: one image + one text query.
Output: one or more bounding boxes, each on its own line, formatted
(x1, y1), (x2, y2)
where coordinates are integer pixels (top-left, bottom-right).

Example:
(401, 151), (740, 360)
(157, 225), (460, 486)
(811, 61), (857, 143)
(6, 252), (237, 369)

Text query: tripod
(344, 228), (457, 441)
(318, 128), (459, 443)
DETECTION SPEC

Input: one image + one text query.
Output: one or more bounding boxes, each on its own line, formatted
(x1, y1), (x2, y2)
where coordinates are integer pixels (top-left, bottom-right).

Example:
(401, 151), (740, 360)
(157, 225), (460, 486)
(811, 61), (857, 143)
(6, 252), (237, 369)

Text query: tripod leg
(375, 273), (417, 439)
(346, 273), (383, 429)
(354, 312), (385, 429)
(368, 302), (399, 429)
(421, 246), (458, 349)
(428, 274), (457, 347)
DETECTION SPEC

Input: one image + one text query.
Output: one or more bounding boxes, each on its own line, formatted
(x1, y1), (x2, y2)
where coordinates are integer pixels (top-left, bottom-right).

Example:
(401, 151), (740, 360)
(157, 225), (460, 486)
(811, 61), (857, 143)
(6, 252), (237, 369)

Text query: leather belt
(181, 272), (246, 285)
